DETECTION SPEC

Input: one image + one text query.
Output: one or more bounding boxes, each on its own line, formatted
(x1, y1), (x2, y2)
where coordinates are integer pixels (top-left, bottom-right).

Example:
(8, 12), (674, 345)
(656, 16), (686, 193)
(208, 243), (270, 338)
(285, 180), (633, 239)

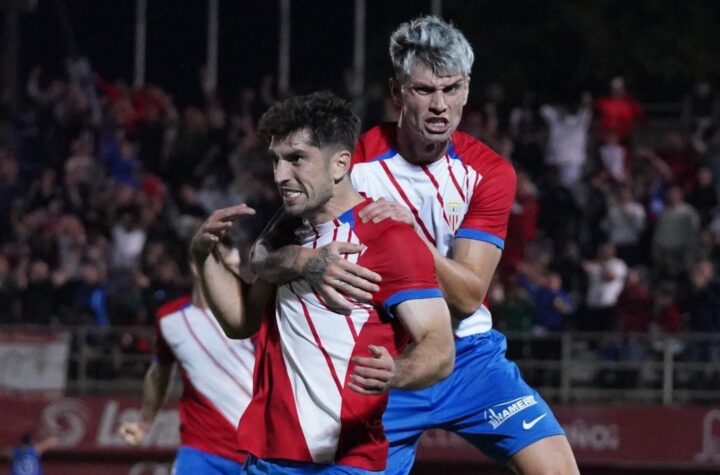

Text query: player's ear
(330, 149), (352, 183)
(389, 77), (402, 107)
(462, 77), (471, 106)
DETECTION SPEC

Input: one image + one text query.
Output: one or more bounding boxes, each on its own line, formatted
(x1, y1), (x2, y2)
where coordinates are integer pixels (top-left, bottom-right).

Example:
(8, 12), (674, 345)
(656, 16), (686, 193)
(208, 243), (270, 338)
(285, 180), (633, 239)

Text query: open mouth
(425, 118), (449, 133)
(281, 189), (304, 202)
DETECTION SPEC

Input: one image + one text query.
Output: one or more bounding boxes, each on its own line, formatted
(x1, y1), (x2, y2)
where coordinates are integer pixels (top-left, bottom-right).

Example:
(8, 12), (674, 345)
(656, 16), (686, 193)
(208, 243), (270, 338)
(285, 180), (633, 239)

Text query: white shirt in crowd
(585, 257), (628, 308)
(606, 200), (646, 246)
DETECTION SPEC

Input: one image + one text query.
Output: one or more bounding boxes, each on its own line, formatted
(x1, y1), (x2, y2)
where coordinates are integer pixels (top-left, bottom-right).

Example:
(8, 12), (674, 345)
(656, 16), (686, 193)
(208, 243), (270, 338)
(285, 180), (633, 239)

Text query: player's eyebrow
(408, 78), (466, 90)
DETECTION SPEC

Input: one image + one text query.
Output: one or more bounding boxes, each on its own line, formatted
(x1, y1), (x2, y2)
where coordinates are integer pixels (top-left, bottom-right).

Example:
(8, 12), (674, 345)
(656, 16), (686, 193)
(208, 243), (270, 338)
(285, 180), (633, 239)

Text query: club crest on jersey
(445, 201), (465, 232)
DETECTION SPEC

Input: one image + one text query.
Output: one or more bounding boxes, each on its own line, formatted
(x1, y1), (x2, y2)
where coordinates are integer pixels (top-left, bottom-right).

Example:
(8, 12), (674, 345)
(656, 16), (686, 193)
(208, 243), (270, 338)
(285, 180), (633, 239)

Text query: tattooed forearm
(252, 244), (303, 285)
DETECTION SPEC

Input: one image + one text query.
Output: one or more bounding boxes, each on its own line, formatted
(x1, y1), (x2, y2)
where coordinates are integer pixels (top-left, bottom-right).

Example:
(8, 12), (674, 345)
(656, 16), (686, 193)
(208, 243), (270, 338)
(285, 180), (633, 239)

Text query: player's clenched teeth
(281, 189), (303, 199)
(425, 118), (449, 132)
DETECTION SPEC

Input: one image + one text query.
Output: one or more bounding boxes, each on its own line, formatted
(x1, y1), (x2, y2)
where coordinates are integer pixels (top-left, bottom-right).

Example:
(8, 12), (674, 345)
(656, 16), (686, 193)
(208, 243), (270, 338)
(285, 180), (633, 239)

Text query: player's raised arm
(191, 204), (270, 339)
(250, 208), (382, 312)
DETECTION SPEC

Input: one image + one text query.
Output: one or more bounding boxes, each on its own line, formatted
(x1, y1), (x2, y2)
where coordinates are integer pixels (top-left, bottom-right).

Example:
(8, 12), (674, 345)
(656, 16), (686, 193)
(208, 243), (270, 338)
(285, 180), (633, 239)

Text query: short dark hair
(257, 92), (360, 153)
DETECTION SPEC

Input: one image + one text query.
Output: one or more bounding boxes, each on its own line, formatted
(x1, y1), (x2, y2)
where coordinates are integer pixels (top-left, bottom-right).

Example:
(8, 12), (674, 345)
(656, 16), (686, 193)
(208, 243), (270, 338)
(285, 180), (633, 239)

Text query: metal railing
(3, 325), (718, 403)
(67, 325), (157, 394)
(506, 331), (720, 404)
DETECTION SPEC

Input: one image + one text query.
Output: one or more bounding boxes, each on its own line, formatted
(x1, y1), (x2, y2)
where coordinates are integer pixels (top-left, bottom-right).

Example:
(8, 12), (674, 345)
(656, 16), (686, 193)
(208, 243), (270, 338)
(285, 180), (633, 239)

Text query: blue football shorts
(243, 455), (384, 474)
(383, 329), (565, 475)
(173, 446), (247, 475)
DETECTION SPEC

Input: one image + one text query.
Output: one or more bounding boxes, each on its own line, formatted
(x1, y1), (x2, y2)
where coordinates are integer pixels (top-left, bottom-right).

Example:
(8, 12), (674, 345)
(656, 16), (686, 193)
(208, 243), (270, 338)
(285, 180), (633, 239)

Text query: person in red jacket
(596, 76), (645, 143)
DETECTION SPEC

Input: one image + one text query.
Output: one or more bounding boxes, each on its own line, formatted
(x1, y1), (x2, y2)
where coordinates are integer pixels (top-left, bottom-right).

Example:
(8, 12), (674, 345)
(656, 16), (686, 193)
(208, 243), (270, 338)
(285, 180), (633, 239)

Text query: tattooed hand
(299, 242), (382, 313)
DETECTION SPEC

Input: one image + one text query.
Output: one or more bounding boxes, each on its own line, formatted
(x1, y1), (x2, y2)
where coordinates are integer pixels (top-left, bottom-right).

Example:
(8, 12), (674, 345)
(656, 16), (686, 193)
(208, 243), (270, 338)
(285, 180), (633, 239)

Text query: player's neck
(307, 181), (364, 226)
(396, 126), (448, 166)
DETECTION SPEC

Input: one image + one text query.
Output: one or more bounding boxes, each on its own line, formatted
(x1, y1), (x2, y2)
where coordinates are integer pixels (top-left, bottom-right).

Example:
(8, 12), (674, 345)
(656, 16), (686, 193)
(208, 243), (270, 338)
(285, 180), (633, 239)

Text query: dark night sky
(17, 0), (720, 105)
(20, 0), (443, 105)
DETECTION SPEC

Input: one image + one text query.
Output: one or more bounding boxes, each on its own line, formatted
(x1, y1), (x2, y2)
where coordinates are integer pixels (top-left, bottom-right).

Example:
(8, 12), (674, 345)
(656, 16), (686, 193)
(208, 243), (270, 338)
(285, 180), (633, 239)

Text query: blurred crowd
(0, 62), (280, 354)
(0, 62), (719, 369)
(482, 77), (720, 344)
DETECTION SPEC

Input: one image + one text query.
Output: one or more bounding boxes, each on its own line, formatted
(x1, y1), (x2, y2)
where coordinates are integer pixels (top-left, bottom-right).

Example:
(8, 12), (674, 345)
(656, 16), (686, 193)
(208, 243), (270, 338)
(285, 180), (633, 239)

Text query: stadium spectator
(500, 170), (540, 282)
(192, 92), (455, 473)
(0, 253), (19, 323)
(595, 76), (645, 143)
(598, 130), (628, 183)
(165, 106), (212, 188)
(509, 92), (546, 180)
(616, 268), (653, 333)
(604, 184), (647, 266)
(680, 259), (720, 370)
(0, 153), (23, 244)
(686, 166), (719, 226)
(17, 258), (58, 325)
(518, 269), (574, 334)
(142, 256), (188, 321)
(54, 214), (86, 278)
(652, 185), (701, 277)
(551, 241), (587, 308)
(582, 243), (628, 331)
(655, 130), (697, 190)
(135, 99), (169, 176)
(537, 167), (582, 257)
(701, 126), (720, 191)
(630, 147), (674, 230)
(539, 93), (592, 187)
(503, 293), (534, 335)
(651, 283), (683, 334)
(26, 168), (63, 212)
(614, 268), (654, 387)
(74, 262), (109, 327)
(576, 173), (610, 257)
(681, 79), (719, 137)
(681, 259), (720, 334)
(102, 136), (141, 189)
(110, 204), (147, 270)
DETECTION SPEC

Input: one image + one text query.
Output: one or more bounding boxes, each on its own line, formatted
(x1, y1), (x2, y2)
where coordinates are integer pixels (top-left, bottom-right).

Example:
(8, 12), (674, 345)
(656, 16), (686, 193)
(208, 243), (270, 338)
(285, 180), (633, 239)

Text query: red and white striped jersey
(155, 297), (255, 463)
(351, 123), (517, 337)
(236, 199), (442, 471)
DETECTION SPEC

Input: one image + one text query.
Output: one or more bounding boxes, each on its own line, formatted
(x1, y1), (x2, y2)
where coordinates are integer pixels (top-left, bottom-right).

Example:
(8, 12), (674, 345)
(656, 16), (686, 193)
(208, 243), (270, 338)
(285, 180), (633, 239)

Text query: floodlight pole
(2, 0), (21, 113)
(133, 0), (147, 88)
(278, 0), (291, 97)
(352, 0), (366, 118)
(206, 0), (219, 95)
(431, 0), (442, 17)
